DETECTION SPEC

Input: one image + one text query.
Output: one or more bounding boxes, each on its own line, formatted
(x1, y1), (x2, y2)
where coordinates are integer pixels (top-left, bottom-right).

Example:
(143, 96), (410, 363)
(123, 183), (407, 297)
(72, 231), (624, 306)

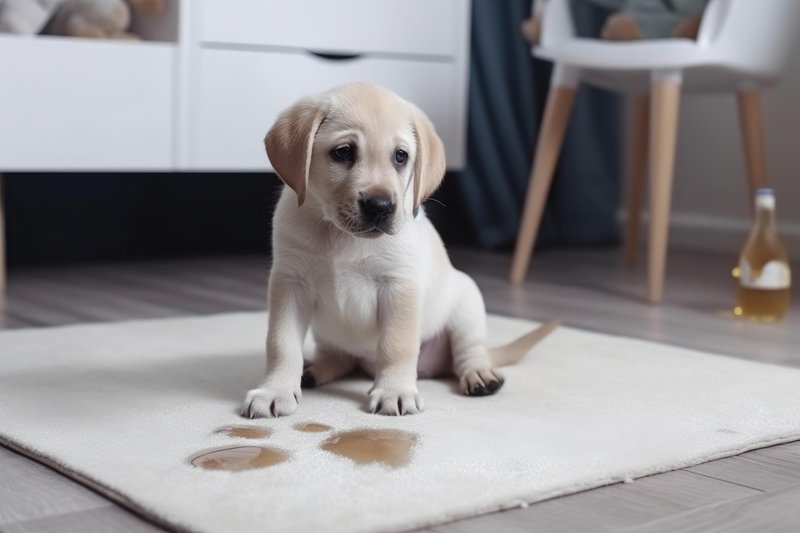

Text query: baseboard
(619, 210), (800, 257)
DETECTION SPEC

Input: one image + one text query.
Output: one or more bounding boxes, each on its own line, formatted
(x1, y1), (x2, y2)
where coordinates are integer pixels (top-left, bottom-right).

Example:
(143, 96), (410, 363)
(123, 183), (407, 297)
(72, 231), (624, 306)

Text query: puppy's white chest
(331, 266), (379, 322)
(313, 258), (384, 338)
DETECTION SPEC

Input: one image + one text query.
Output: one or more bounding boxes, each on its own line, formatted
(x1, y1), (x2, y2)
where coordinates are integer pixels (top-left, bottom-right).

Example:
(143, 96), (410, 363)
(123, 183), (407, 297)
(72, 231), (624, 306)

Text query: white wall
(665, 38), (800, 257)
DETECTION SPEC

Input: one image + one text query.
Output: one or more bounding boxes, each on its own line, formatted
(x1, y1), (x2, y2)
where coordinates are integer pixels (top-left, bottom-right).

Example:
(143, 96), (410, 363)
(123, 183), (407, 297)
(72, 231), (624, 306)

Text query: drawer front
(0, 36), (173, 170)
(189, 49), (465, 170)
(200, 0), (459, 57)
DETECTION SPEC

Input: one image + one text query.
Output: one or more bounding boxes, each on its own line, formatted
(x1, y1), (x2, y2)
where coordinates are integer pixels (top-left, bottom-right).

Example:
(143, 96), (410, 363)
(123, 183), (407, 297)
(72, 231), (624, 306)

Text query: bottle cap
(755, 188), (776, 209)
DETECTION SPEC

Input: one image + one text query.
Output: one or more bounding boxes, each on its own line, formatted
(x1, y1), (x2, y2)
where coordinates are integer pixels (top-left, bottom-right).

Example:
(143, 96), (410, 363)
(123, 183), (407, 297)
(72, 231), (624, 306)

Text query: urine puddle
(214, 425), (271, 439)
(190, 446), (289, 471)
(321, 429), (417, 469)
(293, 422), (333, 433)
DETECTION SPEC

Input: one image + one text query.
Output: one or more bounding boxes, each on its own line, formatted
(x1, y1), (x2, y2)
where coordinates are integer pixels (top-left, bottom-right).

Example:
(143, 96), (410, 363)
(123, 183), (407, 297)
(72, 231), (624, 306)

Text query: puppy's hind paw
(301, 366), (317, 389)
(368, 387), (424, 416)
(241, 386), (300, 418)
(460, 368), (504, 397)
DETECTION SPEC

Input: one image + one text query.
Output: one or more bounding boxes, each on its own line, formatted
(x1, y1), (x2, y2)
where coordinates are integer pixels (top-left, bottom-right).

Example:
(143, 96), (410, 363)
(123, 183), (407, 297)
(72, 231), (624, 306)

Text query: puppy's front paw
(460, 368), (504, 396)
(368, 386), (424, 416)
(241, 385), (300, 418)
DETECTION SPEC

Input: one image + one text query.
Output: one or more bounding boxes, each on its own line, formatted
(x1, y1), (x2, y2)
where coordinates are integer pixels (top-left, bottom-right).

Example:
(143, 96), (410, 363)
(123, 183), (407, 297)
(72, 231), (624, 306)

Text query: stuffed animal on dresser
(0, 0), (63, 34)
(522, 0), (709, 44)
(599, 0), (709, 40)
(43, 0), (165, 40)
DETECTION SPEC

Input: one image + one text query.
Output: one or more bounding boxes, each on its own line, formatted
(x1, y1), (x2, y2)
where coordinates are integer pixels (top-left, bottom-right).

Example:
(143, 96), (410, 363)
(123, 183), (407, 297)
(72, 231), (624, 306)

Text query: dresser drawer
(189, 49), (465, 171)
(200, 0), (460, 57)
(0, 36), (173, 170)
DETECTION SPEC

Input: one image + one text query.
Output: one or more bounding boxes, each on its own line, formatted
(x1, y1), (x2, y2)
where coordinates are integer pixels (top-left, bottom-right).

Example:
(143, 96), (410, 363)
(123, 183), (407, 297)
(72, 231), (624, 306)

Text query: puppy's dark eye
(332, 145), (353, 162)
(394, 149), (408, 165)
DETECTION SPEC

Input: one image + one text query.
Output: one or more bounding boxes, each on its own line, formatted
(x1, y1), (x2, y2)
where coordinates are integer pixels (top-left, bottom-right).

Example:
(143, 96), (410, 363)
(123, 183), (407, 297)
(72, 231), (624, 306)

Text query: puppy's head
(265, 83), (445, 238)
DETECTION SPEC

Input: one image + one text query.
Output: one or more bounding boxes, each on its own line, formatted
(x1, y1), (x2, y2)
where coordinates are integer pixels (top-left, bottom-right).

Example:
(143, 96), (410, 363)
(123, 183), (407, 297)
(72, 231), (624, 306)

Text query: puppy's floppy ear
(265, 97), (326, 206)
(411, 105), (446, 215)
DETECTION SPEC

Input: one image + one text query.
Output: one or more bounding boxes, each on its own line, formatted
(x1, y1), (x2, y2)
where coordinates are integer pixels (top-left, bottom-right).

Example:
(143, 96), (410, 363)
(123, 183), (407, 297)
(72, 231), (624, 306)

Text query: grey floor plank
(432, 470), (760, 533)
(4, 506), (165, 533)
(752, 440), (800, 462)
(1, 284), (93, 327)
(0, 446), (110, 526)
(89, 268), (267, 313)
(0, 305), (32, 328)
(1, 248), (799, 532)
(686, 449), (800, 491)
(6, 277), (177, 323)
(621, 483), (800, 533)
(26, 270), (192, 320)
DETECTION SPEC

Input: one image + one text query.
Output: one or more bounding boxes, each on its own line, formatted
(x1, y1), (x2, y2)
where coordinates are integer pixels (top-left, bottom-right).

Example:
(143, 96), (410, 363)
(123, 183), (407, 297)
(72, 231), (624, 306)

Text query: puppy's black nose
(359, 196), (395, 226)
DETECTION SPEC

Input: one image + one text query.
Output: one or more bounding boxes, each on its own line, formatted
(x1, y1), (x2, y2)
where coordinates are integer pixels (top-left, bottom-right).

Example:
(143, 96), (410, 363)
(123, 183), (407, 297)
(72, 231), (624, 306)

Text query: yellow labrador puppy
(242, 83), (556, 418)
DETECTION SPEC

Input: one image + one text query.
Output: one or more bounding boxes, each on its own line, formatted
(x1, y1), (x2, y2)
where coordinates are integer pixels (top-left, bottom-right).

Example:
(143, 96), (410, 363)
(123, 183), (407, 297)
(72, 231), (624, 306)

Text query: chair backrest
(535, 0), (800, 81)
(698, 0), (800, 78)
(539, 0), (575, 48)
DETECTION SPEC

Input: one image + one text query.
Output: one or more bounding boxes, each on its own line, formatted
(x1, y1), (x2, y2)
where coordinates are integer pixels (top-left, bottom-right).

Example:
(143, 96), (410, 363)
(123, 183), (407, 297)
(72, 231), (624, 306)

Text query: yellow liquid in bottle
(734, 192), (791, 322)
(735, 286), (790, 322)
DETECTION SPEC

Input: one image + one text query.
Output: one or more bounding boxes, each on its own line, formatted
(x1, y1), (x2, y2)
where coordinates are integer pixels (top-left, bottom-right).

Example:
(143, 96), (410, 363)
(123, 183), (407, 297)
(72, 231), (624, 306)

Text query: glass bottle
(734, 188), (791, 321)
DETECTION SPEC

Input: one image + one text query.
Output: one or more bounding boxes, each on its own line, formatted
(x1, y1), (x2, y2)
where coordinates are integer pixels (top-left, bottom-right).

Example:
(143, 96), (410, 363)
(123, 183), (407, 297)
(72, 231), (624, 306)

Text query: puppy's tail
(489, 319), (561, 367)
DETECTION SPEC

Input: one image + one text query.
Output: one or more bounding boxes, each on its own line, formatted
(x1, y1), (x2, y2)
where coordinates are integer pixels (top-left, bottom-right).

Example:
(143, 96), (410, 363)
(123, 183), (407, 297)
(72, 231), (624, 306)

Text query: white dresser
(0, 0), (471, 171)
(0, 0), (472, 288)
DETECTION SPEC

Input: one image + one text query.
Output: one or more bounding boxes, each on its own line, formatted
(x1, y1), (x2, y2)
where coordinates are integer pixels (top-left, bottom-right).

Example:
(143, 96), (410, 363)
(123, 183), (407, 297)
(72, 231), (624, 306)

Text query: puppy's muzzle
(359, 195), (395, 231)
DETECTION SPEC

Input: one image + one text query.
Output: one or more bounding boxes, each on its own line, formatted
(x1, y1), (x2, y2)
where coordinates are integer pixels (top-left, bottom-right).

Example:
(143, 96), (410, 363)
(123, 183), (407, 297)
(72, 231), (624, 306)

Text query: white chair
(509, 0), (800, 302)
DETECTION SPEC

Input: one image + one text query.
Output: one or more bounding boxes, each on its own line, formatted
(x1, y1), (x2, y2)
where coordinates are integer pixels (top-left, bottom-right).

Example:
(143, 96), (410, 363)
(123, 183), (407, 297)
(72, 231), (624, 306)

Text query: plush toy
(43, 0), (165, 40)
(0, 0), (63, 34)
(522, 0), (709, 44)
(599, 0), (708, 40)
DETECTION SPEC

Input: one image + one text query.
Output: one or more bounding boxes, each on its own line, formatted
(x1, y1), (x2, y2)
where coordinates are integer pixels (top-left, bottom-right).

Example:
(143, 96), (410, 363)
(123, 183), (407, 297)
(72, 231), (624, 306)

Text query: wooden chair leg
(624, 95), (649, 268)
(509, 85), (576, 284)
(737, 89), (768, 201)
(647, 75), (682, 303)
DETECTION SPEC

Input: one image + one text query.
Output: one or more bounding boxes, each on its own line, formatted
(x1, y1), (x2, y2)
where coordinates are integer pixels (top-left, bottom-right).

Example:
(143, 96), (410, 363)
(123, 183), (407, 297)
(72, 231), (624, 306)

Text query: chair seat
(536, 38), (709, 70)
(534, 38), (777, 92)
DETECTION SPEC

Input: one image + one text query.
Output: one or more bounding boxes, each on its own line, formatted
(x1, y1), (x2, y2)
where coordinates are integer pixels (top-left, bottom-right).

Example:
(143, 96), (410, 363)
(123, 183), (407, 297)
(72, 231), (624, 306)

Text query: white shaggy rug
(1, 312), (800, 533)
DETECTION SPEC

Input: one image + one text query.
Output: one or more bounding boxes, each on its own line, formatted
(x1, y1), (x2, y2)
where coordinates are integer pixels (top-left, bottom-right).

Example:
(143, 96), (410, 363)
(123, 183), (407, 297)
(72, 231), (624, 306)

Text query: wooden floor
(1, 247), (799, 533)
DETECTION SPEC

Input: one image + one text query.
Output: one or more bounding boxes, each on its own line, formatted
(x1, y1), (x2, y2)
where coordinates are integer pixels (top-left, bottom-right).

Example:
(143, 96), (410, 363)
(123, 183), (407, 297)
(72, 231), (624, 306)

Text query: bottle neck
(754, 204), (777, 235)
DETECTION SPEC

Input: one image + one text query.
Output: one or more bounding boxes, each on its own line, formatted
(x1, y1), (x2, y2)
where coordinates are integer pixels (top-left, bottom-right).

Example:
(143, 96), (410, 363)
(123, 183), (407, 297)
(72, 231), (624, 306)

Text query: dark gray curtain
(460, 0), (621, 249)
